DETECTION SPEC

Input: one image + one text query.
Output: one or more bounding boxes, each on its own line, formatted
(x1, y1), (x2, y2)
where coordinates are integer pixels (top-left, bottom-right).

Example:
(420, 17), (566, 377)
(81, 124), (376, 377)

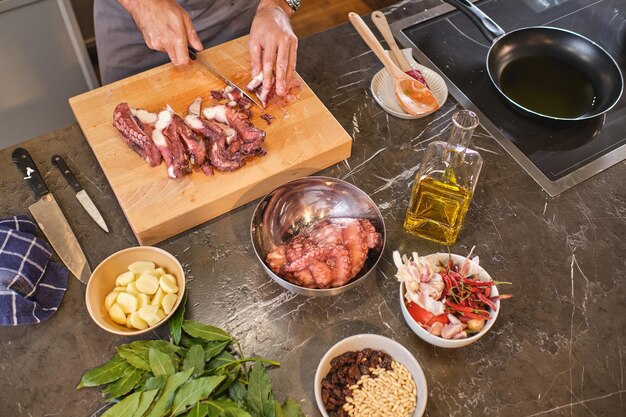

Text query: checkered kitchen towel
(0, 215), (68, 325)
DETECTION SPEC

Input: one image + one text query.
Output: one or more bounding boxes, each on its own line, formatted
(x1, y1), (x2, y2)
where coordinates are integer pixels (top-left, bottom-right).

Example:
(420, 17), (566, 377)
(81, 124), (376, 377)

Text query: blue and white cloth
(0, 216), (68, 325)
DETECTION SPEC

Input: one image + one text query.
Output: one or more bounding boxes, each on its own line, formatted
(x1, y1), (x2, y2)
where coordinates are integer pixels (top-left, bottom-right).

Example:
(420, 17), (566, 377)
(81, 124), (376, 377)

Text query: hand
(119, 0), (203, 66)
(249, 0), (298, 96)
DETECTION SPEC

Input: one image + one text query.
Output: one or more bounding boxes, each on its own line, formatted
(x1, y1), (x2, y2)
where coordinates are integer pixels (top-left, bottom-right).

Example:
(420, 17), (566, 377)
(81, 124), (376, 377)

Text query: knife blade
(12, 148), (92, 284)
(188, 46), (264, 108)
(51, 155), (109, 233)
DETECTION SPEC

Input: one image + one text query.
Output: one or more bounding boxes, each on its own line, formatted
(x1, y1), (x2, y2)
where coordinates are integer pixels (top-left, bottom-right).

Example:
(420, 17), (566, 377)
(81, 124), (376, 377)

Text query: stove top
(392, 0), (626, 196)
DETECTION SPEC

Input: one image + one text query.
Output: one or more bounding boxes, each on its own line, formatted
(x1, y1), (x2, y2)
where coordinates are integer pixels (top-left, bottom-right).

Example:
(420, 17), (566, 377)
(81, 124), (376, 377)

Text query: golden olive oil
(500, 55), (596, 118)
(404, 176), (473, 246)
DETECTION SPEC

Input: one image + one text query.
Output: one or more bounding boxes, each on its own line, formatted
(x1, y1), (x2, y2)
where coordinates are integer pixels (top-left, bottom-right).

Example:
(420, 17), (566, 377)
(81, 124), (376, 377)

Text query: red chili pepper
(460, 311), (492, 320)
(484, 287), (491, 297)
(445, 301), (474, 313)
(462, 279), (494, 287)
(491, 294), (513, 301)
(477, 291), (497, 312)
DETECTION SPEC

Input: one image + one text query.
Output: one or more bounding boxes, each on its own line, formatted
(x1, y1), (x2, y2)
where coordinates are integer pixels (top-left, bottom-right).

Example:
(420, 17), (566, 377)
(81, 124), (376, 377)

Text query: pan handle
(444, 0), (505, 43)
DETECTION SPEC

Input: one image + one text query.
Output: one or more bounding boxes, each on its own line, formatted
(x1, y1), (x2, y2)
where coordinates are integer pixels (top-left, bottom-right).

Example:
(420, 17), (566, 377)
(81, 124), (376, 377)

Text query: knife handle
(188, 45), (198, 60)
(11, 147), (50, 200)
(51, 155), (82, 193)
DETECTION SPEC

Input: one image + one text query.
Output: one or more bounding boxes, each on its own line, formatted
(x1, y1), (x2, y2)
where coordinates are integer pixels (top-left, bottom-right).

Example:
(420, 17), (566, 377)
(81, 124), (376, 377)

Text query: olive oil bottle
(404, 110), (482, 245)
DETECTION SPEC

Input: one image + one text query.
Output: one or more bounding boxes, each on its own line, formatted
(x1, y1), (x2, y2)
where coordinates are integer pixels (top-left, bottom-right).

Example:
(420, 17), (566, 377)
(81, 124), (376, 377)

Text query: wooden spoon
(371, 11), (411, 72)
(348, 12), (439, 116)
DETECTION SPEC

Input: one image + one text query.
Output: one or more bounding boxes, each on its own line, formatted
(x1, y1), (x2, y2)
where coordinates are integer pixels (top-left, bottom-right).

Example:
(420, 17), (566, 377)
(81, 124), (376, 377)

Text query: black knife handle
(51, 155), (82, 193)
(188, 45), (198, 60)
(11, 147), (50, 199)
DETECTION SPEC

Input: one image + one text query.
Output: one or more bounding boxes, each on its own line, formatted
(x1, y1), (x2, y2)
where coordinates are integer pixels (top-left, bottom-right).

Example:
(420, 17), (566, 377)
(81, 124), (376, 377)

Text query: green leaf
(263, 399), (276, 417)
(183, 345), (205, 376)
(119, 345), (151, 371)
(149, 348), (176, 376)
(104, 367), (145, 400)
(77, 354), (132, 388)
(280, 399), (304, 417)
(227, 381), (247, 406)
(132, 389), (159, 417)
(143, 375), (167, 392)
(132, 340), (181, 359)
(206, 351), (238, 372)
(186, 402), (209, 417)
(221, 408), (253, 417)
(171, 376), (225, 416)
(101, 391), (141, 417)
(183, 320), (232, 342)
(203, 340), (231, 362)
(246, 360), (273, 417)
(180, 333), (206, 349)
(145, 368), (194, 417)
(206, 398), (239, 417)
(169, 289), (188, 345)
(275, 402), (284, 417)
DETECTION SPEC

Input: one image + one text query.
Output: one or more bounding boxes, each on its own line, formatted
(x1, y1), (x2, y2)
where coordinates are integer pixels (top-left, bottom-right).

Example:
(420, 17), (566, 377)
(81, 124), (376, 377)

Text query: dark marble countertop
(1, 1), (624, 416)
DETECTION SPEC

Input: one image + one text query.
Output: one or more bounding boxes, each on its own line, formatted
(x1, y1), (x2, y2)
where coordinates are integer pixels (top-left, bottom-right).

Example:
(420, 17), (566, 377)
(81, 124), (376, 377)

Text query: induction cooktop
(392, 0), (626, 196)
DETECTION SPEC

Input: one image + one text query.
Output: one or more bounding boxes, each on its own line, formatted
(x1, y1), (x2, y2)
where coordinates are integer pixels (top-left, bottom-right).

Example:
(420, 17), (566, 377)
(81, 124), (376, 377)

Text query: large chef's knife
(188, 46), (264, 108)
(12, 148), (91, 284)
(51, 155), (109, 233)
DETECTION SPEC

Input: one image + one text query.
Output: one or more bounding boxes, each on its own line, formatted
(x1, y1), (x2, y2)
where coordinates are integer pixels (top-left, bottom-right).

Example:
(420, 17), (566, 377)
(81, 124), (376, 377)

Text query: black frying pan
(445, 0), (623, 121)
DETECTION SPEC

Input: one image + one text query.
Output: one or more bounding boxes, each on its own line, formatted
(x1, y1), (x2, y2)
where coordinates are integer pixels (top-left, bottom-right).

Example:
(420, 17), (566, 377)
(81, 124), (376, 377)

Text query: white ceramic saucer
(371, 49), (448, 119)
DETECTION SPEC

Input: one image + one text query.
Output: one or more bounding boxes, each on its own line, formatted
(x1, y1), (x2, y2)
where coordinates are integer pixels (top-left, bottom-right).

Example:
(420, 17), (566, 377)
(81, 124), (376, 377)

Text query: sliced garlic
(116, 292), (138, 314)
(115, 271), (135, 286)
(151, 268), (166, 277)
(126, 282), (140, 295)
(104, 291), (119, 311)
(161, 293), (178, 314)
(151, 288), (165, 306)
(108, 303), (126, 325)
(128, 312), (149, 330)
(136, 274), (160, 295)
(138, 305), (159, 325)
(128, 261), (155, 275)
(137, 293), (150, 310)
(159, 274), (179, 294)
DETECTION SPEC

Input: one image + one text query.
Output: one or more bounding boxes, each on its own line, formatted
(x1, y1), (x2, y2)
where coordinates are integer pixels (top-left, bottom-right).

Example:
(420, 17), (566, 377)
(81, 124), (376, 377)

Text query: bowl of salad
(395, 250), (511, 348)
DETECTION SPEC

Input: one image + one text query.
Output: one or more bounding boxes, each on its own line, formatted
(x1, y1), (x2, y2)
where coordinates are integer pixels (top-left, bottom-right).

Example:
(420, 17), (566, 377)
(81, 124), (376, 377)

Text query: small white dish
(314, 333), (428, 417)
(399, 253), (500, 348)
(371, 49), (448, 119)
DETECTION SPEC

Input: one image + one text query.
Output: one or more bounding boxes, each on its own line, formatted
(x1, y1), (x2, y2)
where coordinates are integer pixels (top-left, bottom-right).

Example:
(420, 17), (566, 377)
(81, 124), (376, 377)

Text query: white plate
(314, 333), (428, 417)
(371, 49), (448, 119)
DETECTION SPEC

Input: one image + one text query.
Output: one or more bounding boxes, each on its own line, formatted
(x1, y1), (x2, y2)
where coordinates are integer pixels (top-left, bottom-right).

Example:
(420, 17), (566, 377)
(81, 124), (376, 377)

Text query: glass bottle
(403, 110), (483, 245)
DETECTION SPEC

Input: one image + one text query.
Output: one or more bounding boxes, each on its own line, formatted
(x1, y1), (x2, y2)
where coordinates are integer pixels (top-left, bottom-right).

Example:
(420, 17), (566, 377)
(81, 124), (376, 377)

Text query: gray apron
(94, 0), (259, 84)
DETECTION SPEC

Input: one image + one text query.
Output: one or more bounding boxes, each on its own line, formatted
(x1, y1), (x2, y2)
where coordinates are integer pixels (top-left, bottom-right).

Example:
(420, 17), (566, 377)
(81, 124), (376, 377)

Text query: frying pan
(445, 0), (623, 121)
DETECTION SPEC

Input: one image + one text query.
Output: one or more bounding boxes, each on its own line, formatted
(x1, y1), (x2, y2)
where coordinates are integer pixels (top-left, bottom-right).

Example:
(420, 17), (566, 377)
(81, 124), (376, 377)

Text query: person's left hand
(249, 0), (298, 97)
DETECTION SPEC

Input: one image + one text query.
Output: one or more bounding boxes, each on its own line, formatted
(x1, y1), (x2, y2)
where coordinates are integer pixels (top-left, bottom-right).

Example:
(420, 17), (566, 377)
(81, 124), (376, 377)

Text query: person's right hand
(119, 0), (203, 66)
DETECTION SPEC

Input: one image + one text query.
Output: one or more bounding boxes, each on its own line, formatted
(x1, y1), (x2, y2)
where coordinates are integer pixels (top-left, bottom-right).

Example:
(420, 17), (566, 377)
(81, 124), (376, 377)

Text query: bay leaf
(170, 375), (225, 416)
(182, 321), (232, 342)
(101, 390), (141, 417)
(143, 375), (167, 392)
(203, 340), (230, 362)
(77, 354), (132, 388)
(149, 348), (176, 376)
(227, 381), (247, 406)
(169, 289), (188, 345)
(280, 399), (304, 417)
(104, 367), (145, 401)
(119, 345), (151, 371)
(144, 368), (194, 417)
(186, 402), (209, 417)
(206, 351), (237, 372)
(132, 389), (159, 417)
(182, 344), (205, 376)
(275, 401), (284, 417)
(206, 398), (239, 417)
(221, 408), (253, 417)
(246, 360), (273, 417)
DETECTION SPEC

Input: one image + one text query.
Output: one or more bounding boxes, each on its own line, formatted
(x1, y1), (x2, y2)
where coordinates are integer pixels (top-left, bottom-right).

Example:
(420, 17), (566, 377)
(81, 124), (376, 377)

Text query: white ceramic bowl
(370, 48), (448, 119)
(314, 334), (427, 417)
(399, 253), (500, 348)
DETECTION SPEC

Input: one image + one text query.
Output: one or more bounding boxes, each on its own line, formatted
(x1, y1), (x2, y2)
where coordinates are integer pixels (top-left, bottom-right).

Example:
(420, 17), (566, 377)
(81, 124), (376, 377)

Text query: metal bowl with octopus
(250, 176), (386, 296)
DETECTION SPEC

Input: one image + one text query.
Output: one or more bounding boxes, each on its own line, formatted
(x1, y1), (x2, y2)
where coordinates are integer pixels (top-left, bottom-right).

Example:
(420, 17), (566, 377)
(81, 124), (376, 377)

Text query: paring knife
(188, 46), (264, 108)
(12, 148), (92, 284)
(51, 155), (109, 233)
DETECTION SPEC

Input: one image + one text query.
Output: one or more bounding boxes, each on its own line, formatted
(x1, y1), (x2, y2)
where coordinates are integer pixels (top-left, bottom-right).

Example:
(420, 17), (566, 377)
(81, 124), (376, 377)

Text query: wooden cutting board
(69, 36), (352, 245)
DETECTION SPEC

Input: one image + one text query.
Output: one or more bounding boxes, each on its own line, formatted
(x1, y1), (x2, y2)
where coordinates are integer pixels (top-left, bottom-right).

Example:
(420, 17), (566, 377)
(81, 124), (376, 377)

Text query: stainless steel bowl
(250, 176), (386, 296)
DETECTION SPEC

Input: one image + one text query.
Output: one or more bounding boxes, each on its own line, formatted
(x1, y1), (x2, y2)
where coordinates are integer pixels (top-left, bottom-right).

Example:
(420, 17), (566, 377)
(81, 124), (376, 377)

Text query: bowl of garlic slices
(86, 246), (185, 335)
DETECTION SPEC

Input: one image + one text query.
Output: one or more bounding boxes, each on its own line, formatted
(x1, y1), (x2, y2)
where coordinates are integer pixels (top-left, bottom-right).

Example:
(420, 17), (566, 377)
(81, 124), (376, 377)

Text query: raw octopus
(266, 218), (382, 289)
(112, 95), (266, 178)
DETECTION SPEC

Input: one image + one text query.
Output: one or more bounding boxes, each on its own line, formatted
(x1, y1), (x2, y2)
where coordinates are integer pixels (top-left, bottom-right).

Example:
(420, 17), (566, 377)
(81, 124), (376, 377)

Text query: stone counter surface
(1, 1), (624, 416)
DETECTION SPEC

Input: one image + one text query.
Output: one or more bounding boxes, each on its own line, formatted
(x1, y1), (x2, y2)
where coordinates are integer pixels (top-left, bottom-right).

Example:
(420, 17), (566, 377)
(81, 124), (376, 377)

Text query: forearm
(258, 0), (294, 18)
(117, 0), (138, 14)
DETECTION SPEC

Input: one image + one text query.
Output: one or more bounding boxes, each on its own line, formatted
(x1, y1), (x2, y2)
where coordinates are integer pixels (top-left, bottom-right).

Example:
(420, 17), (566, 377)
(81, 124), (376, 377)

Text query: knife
(12, 148), (92, 284)
(188, 46), (264, 108)
(51, 154), (109, 233)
